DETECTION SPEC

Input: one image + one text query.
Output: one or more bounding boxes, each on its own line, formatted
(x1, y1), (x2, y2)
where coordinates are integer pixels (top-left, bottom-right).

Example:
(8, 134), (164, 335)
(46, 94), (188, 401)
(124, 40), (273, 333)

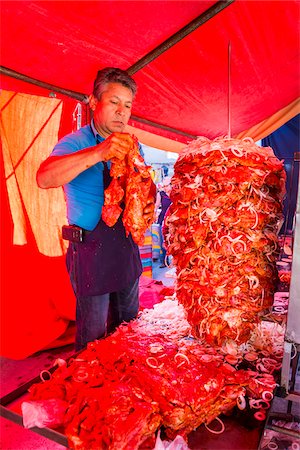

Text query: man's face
(91, 82), (133, 138)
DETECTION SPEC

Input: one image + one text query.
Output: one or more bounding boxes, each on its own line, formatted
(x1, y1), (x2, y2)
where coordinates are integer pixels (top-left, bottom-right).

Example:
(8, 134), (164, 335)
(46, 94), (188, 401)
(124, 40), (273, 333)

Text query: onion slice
(204, 416), (225, 434)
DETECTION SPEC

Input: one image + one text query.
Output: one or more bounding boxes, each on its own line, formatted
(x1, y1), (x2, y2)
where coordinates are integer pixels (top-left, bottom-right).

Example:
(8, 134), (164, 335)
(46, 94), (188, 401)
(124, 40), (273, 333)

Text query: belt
(71, 224), (93, 235)
(62, 224), (92, 243)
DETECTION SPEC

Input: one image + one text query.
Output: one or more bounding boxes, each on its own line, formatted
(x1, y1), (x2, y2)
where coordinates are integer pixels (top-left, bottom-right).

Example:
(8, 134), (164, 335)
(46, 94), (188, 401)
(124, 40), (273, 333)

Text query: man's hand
(143, 198), (155, 226)
(97, 132), (133, 162)
(143, 180), (156, 226)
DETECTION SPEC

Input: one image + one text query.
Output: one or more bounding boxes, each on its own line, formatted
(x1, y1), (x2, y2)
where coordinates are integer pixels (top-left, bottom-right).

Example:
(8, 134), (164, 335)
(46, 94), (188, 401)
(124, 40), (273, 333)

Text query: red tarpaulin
(1, 1), (299, 140)
(0, 0), (299, 358)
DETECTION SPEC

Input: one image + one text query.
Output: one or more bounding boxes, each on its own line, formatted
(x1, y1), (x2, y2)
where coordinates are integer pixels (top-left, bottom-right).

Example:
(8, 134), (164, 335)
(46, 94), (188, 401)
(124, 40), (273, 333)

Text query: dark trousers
(75, 277), (139, 351)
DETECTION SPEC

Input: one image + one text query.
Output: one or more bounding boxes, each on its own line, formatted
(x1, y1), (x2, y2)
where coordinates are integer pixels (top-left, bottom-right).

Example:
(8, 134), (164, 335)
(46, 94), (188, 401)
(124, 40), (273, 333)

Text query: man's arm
(37, 132), (134, 189)
(37, 146), (100, 188)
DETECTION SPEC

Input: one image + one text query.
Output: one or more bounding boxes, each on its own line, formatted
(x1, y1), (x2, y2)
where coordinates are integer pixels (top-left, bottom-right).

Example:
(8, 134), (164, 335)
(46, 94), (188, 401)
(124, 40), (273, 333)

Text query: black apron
(66, 161), (142, 297)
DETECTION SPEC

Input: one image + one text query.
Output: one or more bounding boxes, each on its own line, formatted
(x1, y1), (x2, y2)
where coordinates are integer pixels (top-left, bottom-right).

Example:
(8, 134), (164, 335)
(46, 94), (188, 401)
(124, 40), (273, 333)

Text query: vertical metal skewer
(228, 41), (231, 138)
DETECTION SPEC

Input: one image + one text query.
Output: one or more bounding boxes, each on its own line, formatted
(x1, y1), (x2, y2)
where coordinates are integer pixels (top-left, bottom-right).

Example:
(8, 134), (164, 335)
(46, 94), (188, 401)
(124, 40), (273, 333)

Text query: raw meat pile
(26, 316), (276, 449)
(165, 136), (286, 345)
(101, 134), (155, 245)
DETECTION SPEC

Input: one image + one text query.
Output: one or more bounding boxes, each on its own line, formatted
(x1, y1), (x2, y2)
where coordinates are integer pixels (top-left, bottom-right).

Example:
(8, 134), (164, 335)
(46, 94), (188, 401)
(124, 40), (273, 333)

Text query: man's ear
(89, 94), (98, 111)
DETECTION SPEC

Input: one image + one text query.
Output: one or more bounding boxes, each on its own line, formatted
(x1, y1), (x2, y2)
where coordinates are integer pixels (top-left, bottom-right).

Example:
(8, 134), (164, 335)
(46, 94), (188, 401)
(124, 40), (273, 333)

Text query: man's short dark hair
(93, 67), (137, 99)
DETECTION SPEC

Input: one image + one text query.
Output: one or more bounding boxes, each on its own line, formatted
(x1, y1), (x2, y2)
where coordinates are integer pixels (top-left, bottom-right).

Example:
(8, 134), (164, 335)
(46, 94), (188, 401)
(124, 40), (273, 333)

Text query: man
(37, 67), (155, 351)
(155, 176), (172, 268)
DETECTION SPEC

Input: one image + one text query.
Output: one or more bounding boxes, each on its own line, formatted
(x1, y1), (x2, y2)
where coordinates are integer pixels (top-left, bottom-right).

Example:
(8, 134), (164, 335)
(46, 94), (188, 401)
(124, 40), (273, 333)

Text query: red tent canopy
(0, 0), (299, 359)
(1, 0), (299, 142)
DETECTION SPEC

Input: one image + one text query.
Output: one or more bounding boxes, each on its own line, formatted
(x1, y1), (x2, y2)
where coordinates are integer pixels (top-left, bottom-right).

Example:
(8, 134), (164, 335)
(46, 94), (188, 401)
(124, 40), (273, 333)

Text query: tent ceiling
(1, 0), (299, 143)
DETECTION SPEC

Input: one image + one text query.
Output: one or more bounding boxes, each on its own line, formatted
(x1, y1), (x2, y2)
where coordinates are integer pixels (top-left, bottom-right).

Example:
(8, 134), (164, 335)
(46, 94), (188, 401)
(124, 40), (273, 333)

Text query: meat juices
(165, 136), (286, 345)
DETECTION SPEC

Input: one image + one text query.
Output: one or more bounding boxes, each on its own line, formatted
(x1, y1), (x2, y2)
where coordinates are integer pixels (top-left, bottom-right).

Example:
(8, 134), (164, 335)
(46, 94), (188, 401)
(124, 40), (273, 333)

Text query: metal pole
(127, 0), (235, 75)
(1, 66), (197, 139)
(0, 66), (89, 103)
(228, 41), (232, 138)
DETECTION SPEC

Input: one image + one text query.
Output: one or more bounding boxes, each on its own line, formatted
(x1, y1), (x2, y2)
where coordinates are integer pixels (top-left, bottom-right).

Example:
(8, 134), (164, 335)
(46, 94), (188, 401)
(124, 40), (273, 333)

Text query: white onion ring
(230, 147), (244, 157)
(244, 352), (258, 362)
(40, 370), (52, 382)
(174, 352), (190, 367)
(291, 342), (298, 360)
(249, 399), (262, 409)
(146, 357), (164, 369)
(53, 358), (66, 367)
(262, 391), (273, 401)
(204, 416), (225, 434)
(242, 137), (254, 144)
(237, 395), (246, 410)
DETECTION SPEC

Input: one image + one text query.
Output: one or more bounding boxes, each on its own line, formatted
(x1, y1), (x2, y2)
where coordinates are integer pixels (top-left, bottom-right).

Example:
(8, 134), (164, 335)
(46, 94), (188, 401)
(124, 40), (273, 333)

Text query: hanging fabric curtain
(0, 90), (75, 359)
(0, 90), (67, 256)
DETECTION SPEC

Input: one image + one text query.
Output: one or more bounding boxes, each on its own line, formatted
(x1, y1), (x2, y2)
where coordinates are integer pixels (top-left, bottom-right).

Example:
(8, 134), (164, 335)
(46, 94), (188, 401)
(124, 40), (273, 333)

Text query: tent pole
(127, 0), (235, 75)
(0, 66), (89, 103)
(0, 66), (194, 140)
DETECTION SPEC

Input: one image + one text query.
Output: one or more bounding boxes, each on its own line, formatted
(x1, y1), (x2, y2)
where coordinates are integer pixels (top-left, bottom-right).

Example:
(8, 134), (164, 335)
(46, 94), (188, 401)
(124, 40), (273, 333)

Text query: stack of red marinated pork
(165, 136), (286, 345)
(27, 322), (275, 449)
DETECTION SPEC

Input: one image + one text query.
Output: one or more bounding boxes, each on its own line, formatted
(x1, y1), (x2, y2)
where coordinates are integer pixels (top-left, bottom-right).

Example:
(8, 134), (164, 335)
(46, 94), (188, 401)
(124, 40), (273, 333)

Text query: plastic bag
(153, 430), (191, 450)
(21, 399), (68, 428)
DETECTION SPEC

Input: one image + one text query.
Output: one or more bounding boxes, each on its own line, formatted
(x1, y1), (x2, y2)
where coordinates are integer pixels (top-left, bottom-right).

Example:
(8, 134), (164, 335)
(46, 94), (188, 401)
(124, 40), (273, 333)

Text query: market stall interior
(1, 0), (300, 449)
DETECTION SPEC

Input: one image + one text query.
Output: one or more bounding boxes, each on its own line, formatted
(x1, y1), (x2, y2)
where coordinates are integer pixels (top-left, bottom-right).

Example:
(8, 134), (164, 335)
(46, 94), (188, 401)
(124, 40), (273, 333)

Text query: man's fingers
(143, 203), (155, 219)
(98, 132), (138, 162)
(113, 132), (135, 144)
(110, 132), (134, 148)
(145, 198), (155, 205)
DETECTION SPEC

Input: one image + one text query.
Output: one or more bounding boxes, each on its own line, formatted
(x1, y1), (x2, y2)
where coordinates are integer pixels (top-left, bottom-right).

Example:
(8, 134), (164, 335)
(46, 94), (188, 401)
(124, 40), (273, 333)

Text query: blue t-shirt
(51, 123), (143, 231)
